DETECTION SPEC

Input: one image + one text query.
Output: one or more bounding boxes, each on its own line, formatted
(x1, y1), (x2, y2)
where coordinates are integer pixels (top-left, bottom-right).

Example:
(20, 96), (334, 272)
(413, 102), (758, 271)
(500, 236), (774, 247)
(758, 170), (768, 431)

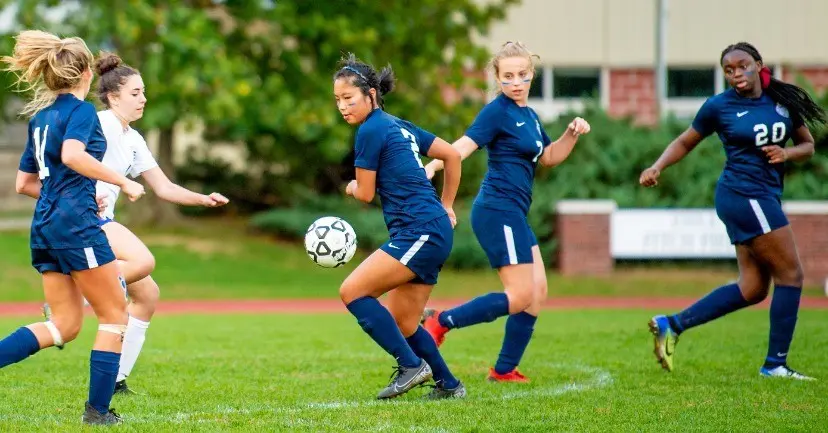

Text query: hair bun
(94, 52), (122, 76)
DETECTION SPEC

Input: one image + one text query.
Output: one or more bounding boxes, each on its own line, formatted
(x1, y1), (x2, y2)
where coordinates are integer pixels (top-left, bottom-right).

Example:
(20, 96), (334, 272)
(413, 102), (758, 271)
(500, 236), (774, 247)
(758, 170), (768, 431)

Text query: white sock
(117, 316), (150, 383)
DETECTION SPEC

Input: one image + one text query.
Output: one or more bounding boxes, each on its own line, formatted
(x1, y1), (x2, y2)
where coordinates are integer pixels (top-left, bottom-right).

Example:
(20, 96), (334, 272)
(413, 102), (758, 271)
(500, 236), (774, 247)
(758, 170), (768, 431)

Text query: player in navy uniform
(421, 41), (590, 382)
(334, 54), (466, 399)
(0, 31), (145, 425)
(35, 52), (230, 396)
(641, 42), (826, 379)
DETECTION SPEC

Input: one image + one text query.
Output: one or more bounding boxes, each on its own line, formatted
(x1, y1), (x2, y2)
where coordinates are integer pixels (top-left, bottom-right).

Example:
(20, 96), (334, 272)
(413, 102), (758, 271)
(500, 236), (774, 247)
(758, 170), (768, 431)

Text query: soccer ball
(304, 216), (357, 268)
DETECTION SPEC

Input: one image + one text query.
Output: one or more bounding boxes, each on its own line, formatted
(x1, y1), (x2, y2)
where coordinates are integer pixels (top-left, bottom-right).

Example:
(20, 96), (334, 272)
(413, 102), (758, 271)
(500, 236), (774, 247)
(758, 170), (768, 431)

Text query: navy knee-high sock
(88, 350), (121, 414)
(494, 312), (536, 374)
(406, 327), (459, 388)
(667, 283), (752, 334)
(764, 285), (802, 368)
(438, 292), (510, 329)
(0, 327), (40, 369)
(346, 296), (421, 368)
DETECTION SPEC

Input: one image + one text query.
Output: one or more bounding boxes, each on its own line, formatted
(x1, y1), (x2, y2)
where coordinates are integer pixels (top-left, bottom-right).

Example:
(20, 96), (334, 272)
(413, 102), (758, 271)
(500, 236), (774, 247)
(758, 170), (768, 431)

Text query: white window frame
(525, 66), (606, 121)
(666, 65), (782, 119)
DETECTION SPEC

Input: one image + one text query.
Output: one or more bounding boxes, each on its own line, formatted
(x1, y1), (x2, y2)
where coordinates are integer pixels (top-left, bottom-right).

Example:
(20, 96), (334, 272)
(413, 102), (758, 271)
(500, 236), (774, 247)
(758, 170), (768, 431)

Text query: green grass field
(1, 220), (826, 431)
(0, 220), (822, 302)
(0, 311), (825, 432)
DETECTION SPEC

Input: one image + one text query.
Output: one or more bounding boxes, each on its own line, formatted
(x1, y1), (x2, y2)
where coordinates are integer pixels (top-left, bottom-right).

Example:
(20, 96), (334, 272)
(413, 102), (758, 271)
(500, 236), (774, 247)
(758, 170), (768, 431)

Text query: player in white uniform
(43, 52), (229, 395)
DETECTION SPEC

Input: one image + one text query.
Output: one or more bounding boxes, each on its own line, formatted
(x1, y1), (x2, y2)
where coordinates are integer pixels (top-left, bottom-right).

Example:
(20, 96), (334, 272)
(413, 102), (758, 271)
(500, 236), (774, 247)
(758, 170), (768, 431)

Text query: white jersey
(95, 110), (158, 219)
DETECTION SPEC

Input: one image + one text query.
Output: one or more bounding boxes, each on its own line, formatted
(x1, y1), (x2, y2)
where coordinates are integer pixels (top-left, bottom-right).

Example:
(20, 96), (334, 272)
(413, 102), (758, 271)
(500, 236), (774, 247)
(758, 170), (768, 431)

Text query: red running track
(0, 296), (827, 316)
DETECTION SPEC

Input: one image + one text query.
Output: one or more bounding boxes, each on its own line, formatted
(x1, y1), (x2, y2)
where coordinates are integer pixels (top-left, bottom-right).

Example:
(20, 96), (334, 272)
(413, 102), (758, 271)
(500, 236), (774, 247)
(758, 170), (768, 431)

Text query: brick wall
(785, 202), (828, 287)
(607, 69), (657, 125)
(782, 66), (828, 93)
(556, 200), (828, 288)
(606, 66), (828, 126)
(555, 200), (615, 276)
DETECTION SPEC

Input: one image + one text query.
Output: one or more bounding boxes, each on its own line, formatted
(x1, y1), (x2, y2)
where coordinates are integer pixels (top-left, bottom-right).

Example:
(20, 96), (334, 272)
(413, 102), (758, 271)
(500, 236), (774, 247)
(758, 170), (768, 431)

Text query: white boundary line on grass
(306, 363), (613, 409)
(153, 363), (614, 422)
(0, 364), (612, 425)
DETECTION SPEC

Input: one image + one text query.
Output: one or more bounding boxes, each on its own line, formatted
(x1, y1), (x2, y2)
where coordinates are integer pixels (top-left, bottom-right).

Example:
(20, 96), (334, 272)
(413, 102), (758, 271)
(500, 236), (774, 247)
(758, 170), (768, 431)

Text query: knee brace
(43, 320), (64, 349)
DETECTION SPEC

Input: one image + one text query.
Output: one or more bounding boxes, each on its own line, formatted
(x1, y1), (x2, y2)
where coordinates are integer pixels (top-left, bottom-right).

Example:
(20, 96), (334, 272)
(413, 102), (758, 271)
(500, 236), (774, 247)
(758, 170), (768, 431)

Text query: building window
(526, 67), (601, 100)
(668, 67), (715, 98)
(553, 68), (601, 98)
(523, 66), (602, 121)
(528, 70), (544, 99)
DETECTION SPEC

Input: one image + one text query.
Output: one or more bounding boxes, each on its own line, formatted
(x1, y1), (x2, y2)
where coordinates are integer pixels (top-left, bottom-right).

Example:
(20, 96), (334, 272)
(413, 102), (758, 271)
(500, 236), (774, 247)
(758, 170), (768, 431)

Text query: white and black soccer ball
(304, 216), (357, 268)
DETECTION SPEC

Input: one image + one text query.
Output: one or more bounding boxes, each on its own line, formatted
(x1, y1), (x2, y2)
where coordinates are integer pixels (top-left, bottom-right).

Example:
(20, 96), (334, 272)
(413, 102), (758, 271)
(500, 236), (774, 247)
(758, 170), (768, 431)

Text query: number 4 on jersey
(33, 125), (50, 179)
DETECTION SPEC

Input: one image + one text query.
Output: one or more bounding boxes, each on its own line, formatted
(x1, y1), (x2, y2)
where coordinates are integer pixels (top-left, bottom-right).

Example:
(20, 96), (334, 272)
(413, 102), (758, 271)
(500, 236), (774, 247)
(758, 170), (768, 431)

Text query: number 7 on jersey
(400, 128), (425, 168)
(533, 140), (543, 163)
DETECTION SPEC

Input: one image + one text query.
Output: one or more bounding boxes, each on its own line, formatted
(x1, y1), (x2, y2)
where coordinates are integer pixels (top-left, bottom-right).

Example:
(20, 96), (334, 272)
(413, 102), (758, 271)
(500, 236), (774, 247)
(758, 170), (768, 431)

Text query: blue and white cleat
(760, 365), (815, 381)
(648, 315), (678, 372)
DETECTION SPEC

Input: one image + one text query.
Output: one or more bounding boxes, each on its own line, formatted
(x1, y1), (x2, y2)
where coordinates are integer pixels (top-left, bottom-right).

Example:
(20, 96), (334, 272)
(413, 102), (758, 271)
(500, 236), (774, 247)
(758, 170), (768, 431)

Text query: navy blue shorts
(98, 217), (114, 226)
(715, 184), (789, 245)
(471, 204), (538, 269)
(31, 244), (116, 275)
(380, 215), (453, 285)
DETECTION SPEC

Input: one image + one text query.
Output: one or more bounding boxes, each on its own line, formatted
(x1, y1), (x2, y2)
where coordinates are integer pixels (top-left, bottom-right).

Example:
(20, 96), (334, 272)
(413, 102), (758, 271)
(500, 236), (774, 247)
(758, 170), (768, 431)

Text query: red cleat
(421, 308), (449, 347)
(487, 368), (529, 383)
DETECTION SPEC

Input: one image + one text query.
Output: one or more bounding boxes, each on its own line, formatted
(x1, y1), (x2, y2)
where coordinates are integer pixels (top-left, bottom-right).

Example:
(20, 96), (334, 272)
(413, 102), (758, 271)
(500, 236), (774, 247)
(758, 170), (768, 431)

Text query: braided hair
(721, 42), (826, 126)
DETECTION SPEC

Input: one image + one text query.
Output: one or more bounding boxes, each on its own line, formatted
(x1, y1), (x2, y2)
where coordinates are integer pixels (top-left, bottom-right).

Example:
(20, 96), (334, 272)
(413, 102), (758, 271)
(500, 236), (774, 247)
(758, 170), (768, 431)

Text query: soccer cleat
(760, 365), (816, 381)
(424, 381), (467, 400)
(487, 367), (529, 383)
(377, 359), (433, 399)
(421, 308), (450, 347)
(649, 315), (678, 372)
(81, 402), (122, 425)
(114, 380), (141, 396)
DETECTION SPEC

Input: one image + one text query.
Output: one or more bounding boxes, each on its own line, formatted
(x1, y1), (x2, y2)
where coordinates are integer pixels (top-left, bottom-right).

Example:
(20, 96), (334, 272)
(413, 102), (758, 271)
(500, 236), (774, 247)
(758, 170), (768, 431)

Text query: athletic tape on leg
(99, 324), (127, 341)
(43, 321), (64, 348)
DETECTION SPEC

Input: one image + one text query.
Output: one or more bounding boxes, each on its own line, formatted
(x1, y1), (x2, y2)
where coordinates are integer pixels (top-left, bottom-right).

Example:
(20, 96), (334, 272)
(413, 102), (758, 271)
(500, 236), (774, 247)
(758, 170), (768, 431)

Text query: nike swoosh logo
(777, 352), (788, 357)
(388, 243), (400, 249)
(398, 370), (420, 388)
(447, 316), (455, 326)
(737, 111), (748, 117)
(516, 122), (525, 127)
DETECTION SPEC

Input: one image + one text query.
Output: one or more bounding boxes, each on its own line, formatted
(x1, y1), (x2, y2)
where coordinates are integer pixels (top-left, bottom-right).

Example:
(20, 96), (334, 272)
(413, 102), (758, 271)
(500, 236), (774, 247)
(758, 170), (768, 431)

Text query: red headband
(760, 66), (772, 89)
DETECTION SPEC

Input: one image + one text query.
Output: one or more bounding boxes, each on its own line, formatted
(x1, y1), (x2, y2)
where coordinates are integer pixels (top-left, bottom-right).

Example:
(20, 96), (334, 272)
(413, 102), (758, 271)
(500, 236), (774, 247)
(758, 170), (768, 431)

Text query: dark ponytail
(721, 42), (827, 126)
(377, 65), (395, 97)
(333, 53), (395, 109)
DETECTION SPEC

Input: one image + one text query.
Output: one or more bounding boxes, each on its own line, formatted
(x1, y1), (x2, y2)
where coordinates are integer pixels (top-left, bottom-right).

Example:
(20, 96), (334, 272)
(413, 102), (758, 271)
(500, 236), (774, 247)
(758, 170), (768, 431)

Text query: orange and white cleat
(420, 308), (450, 347)
(487, 367), (529, 383)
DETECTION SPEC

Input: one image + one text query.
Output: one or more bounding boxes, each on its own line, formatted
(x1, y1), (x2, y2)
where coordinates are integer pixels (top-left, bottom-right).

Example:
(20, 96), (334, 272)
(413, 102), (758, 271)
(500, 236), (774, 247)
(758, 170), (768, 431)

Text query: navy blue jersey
(354, 109), (446, 237)
(692, 88), (804, 198)
(466, 93), (551, 215)
(18, 94), (109, 249)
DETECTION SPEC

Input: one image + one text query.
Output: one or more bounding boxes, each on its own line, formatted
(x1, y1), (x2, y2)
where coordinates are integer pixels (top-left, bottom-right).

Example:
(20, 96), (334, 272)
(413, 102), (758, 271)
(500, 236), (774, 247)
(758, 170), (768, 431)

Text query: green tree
(1, 0), (257, 222)
(0, 0), (519, 217)
(206, 0), (519, 202)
